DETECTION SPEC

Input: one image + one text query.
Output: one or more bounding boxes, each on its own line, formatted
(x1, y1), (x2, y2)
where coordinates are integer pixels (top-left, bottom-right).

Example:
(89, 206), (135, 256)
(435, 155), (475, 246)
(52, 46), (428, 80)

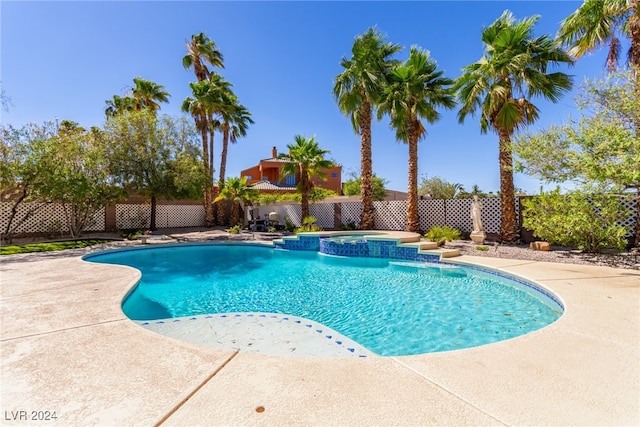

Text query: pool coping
(1, 241), (639, 425)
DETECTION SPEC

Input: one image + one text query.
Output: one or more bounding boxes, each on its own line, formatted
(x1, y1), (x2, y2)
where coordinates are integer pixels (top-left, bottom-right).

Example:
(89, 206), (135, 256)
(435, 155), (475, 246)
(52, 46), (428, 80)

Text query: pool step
(400, 240), (460, 258)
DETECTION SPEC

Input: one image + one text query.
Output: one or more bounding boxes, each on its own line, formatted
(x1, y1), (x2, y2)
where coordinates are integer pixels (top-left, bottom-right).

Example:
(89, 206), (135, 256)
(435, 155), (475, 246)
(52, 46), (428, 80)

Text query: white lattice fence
(373, 201), (406, 230)
(155, 205), (204, 228)
(309, 203), (334, 229)
(116, 204), (151, 229)
(0, 202), (105, 234)
(340, 202), (361, 228)
(618, 197), (637, 237)
(419, 199), (446, 231)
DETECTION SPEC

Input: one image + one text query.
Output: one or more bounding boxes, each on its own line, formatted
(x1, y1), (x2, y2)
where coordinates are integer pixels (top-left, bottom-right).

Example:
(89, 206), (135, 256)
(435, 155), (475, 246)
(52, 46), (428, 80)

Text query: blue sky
(1, 1), (620, 194)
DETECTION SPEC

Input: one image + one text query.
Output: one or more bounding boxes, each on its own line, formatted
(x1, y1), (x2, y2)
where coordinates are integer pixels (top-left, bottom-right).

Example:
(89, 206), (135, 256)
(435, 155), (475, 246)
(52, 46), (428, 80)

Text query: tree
(455, 10), (574, 242)
(418, 176), (463, 200)
(183, 33), (226, 226)
(557, 0), (639, 73)
(182, 80), (225, 227)
(279, 135), (334, 220)
(130, 77), (170, 112)
(378, 47), (455, 233)
(1, 120), (123, 239)
(1, 122), (59, 242)
(183, 32), (224, 82)
(214, 176), (257, 226)
(216, 95), (253, 224)
(342, 172), (389, 201)
(104, 78), (169, 117)
(457, 184), (491, 199)
(333, 27), (402, 229)
(514, 71), (639, 246)
(105, 95), (134, 117)
(103, 110), (204, 230)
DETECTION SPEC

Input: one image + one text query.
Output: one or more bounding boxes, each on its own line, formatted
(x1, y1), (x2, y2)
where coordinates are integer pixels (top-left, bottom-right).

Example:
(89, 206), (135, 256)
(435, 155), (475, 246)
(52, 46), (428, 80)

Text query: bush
(227, 225), (242, 234)
(425, 225), (461, 246)
(522, 188), (629, 253)
(341, 221), (358, 231)
(284, 217), (296, 232)
(296, 216), (323, 233)
(475, 245), (489, 251)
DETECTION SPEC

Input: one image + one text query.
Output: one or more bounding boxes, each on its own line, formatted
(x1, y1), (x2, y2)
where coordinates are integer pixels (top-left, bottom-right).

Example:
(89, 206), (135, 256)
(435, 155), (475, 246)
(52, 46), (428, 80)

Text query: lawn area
(0, 239), (116, 255)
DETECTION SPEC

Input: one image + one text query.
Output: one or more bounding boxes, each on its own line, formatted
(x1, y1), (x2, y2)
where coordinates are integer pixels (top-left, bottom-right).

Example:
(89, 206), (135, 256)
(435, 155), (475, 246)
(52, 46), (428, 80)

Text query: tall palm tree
(216, 99), (253, 223)
(214, 176), (257, 226)
(183, 32), (225, 226)
(456, 10), (574, 242)
(279, 135), (334, 220)
(183, 32), (224, 82)
(181, 80), (223, 227)
(377, 47), (455, 233)
(333, 27), (402, 229)
(557, 0), (639, 73)
(130, 77), (170, 112)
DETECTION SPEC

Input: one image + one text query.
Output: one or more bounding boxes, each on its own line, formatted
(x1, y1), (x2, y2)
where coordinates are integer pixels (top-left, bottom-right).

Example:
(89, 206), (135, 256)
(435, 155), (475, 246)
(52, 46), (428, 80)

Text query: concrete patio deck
(1, 243), (638, 426)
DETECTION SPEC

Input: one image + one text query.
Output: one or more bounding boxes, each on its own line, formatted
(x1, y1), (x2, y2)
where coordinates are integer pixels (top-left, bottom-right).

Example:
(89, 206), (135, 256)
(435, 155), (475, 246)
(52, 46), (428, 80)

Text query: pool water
(87, 244), (563, 356)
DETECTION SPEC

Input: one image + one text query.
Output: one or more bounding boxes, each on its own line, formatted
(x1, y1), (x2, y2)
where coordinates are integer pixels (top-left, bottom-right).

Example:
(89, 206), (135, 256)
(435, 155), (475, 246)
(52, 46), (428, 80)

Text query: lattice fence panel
(340, 202), (362, 228)
(618, 197), (637, 237)
(155, 205), (204, 228)
(373, 200), (406, 230)
(116, 204), (151, 230)
(309, 203), (334, 229)
(419, 199), (445, 231)
(0, 202), (105, 234)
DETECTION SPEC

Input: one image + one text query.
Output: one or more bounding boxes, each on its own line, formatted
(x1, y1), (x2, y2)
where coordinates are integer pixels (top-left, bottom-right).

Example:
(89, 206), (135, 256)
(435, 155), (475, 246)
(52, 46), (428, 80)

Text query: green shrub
(425, 225), (462, 246)
(284, 217), (296, 232)
(475, 245), (489, 251)
(341, 221), (358, 231)
(227, 225), (242, 234)
(296, 216), (323, 233)
(522, 188), (629, 253)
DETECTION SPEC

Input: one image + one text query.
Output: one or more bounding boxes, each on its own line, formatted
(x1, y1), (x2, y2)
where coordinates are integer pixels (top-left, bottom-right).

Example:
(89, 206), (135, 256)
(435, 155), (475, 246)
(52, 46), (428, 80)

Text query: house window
(246, 175), (252, 180)
(331, 173), (338, 177)
(285, 174), (296, 186)
(262, 176), (268, 181)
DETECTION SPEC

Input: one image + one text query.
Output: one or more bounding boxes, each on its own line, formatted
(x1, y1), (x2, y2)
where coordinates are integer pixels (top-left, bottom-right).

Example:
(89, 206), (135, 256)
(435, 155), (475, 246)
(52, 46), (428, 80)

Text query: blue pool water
(86, 244), (563, 356)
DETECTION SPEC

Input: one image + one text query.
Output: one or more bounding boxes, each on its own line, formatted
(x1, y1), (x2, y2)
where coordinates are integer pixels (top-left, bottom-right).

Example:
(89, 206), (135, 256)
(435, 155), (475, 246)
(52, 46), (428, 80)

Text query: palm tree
(181, 80), (222, 227)
(377, 47), (455, 233)
(557, 0), (639, 73)
(216, 98), (253, 223)
(183, 32), (224, 82)
(456, 10), (574, 242)
(333, 27), (402, 230)
(279, 135), (334, 220)
(183, 32), (225, 226)
(104, 95), (134, 117)
(214, 176), (257, 226)
(130, 77), (170, 112)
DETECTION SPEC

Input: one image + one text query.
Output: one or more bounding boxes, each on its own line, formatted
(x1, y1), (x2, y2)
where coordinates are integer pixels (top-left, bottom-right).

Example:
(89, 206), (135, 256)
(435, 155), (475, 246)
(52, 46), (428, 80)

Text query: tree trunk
(150, 194), (157, 231)
(498, 129), (519, 242)
(359, 100), (375, 230)
(406, 121), (420, 233)
(300, 165), (310, 220)
(629, 0), (640, 73)
(217, 126), (229, 225)
(200, 116), (214, 227)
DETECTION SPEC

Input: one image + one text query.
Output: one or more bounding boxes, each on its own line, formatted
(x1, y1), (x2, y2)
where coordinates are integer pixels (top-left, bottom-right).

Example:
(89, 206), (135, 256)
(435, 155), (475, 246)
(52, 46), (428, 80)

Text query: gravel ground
(445, 240), (640, 270)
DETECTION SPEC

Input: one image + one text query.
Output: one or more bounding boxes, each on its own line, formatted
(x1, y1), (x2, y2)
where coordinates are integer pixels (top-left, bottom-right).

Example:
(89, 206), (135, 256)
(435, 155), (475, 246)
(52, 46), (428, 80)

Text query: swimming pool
(86, 244), (563, 356)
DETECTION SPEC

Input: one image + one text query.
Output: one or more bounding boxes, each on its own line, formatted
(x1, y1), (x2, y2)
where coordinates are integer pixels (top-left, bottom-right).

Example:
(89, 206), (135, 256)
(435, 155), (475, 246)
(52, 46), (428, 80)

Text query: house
(240, 147), (342, 194)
